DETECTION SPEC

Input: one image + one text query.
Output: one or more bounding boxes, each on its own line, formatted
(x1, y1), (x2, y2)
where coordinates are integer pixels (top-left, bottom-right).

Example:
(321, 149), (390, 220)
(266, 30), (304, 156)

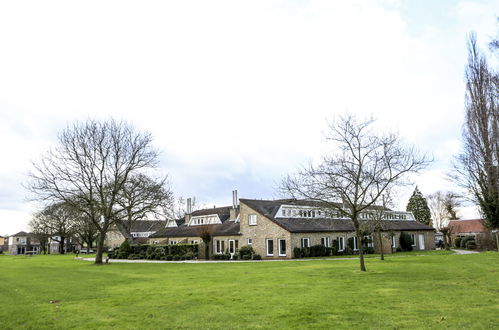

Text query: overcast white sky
(1, 0), (498, 235)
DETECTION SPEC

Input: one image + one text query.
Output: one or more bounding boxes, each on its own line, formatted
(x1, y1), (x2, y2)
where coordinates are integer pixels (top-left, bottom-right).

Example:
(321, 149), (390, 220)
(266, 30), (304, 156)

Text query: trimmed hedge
(108, 243), (198, 260)
(399, 232), (414, 252)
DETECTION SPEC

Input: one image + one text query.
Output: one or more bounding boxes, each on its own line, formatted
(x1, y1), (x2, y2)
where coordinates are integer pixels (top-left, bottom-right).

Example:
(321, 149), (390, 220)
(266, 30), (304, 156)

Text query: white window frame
(247, 238), (253, 245)
(353, 236), (358, 251)
(300, 238), (310, 248)
(365, 235), (373, 248)
(278, 239), (286, 256)
(338, 237), (345, 251)
(391, 235), (397, 248)
(320, 237), (330, 247)
(266, 239), (274, 256)
(248, 214), (257, 226)
(215, 240), (225, 254)
(410, 234), (416, 246)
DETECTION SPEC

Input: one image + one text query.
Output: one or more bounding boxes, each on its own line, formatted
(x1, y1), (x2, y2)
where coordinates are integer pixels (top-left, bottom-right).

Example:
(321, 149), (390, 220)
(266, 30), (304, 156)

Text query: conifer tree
(406, 187), (432, 225)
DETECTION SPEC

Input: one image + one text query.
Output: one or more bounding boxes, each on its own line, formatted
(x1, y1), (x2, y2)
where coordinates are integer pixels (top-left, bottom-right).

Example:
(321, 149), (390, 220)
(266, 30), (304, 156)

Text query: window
(410, 234), (416, 246)
(320, 237), (330, 247)
(338, 237), (345, 251)
(190, 240), (198, 244)
(365, 235), (373, 248)
(278, 239), (286, 256)
(391, 235), (397, 248)
(247, 238), (253, 245)
(300, 238), (310, 248)
(353, 237), (358, 251)
(215, 240), (225, 254)
(248, 214), (257, 226)
(266, 239), (274, 256)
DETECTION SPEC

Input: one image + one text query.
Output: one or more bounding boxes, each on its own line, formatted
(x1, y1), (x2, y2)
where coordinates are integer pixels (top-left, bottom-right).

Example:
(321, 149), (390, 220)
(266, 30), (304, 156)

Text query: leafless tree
(72, 212), (99, 253)
(28, 119), (160, 264)
(364, 193), (393, 261)
(427, 191), (461, 231)
(29, 215), (52, 254)
(38, 202), (78, 254)
(197, 225), (214, 260)
(451, 33), (499, 251)
(282, 115), (431, 271)
(114, 173), (174, 243)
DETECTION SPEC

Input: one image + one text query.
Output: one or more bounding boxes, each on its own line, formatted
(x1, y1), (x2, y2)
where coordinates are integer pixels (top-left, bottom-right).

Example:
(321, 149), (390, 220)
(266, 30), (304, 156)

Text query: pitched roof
(149, 205), (239, 238)
(129, 220), (167, 232)
(150, 221), (240, 238)
(448, 219), (486, 234)
(240, 198), (433, 233)
(11, 231), (31, 237)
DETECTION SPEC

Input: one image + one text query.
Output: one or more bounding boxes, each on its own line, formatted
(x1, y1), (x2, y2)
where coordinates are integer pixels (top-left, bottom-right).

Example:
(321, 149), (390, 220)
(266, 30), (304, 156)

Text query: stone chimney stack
(185, 198), (192, 224)
(229, 190), (239, 220)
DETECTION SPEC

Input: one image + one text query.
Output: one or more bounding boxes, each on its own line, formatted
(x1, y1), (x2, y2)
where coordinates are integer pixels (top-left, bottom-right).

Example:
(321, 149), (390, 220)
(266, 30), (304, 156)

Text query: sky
(0, 0), (498, 235)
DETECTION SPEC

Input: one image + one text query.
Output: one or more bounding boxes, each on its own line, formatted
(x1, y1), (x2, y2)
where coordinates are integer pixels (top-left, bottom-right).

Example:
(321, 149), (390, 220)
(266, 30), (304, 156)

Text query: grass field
(0, 252), (498, 329)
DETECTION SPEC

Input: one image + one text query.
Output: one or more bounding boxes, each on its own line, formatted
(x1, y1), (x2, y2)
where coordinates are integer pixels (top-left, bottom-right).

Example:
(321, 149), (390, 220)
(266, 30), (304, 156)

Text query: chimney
(230, 190), (239, 220)
(185, 198), (192, 224)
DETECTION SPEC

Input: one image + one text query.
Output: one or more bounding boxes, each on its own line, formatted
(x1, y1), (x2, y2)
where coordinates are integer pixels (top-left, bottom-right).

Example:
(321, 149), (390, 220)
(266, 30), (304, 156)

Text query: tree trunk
(95, 232), (106, 264)
(495, 231), (499, 252)
(377, 229), (384, 261)
(357, 231), (366, 272)
(59, 237), (65, 254)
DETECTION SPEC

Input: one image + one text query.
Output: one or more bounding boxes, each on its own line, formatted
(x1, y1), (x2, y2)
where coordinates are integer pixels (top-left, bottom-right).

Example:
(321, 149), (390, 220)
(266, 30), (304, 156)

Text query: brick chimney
(185, 198), (192, 225)
(229, 190), (239, 220)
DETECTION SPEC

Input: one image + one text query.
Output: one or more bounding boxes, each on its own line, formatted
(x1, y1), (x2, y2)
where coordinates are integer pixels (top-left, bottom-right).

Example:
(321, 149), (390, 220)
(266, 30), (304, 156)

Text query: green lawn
(0, 252), (497, 329)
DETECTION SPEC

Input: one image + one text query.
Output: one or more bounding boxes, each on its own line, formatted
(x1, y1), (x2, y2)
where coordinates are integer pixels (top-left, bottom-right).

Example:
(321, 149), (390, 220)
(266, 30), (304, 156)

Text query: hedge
(108, 243), (198, 260)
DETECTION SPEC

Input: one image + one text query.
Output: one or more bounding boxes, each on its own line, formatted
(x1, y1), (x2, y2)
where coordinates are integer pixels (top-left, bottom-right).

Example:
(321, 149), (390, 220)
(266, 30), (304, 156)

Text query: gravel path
(451, 249), (480, 255)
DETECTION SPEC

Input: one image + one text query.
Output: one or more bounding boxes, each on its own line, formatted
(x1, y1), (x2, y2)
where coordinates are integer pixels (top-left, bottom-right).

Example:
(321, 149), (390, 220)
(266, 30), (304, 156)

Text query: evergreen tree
(406, 187), (432, 225)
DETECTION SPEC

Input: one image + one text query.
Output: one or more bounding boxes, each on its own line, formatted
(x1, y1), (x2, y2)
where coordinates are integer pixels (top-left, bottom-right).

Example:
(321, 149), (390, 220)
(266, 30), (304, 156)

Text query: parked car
(79, 248), (94, 253)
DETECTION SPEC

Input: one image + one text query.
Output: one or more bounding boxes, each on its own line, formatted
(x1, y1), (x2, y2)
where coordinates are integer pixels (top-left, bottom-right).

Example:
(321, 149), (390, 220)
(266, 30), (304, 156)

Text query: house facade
(8, 231), (41, 255)
(149, 193), (435, 259)
(105, 220), (167, 249)
(448, 219), (487, 239)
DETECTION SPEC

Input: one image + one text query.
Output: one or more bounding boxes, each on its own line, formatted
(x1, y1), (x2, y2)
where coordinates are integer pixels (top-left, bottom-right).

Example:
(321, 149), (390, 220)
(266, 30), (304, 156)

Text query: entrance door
(228, 240), (236, 257)
(418, 234), (425, 250)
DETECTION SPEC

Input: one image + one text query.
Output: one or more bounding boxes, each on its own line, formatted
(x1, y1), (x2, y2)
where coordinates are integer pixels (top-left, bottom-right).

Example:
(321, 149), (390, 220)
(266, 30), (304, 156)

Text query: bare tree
(282, 115), (431, 271)
(29, 215), (52, 254)
(72, 211), (99, 253)
(365, 193), (393, 261)
(28, 119), (160, 264)
(114, 173), (174, 243)
(427, 191), (461, 231)
(38, 202), (78, 254)
(197, 225), (214, 260)
(452, 33), (499, 251)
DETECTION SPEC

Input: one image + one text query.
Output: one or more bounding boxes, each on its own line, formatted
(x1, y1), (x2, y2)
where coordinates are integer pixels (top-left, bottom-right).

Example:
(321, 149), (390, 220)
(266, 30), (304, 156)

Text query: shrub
(183, 251), (194, 260)
(166, 255), (173, 261)
(347, 237), (355, 251)
(242, 254), (251, 260)
(399, 232), (414, 252)
(465, 240), (477, 250)
(172, 255), (181, 261)
(238, 245), (255, 259)
(232, 253), (239, 260)
(293, 247), (303, 258)
(476, 232), (498, 251)
(310, 244), (326, 257)
(365, 247), (375, 254)
(454, 237), (462, 248)
(344, 246), (353, 255)
(460, 236), (475, 249)
(118, 240), (132, 259)
(331, 240), (339, 255)
(252, 254), (262, 260)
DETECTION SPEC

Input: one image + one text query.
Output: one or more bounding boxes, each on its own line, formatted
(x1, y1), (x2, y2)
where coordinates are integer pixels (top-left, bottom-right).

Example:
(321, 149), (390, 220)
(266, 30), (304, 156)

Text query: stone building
(149, 192), (435, 259)
(8, 231), (41, 255)
(105, 220), (167, 249)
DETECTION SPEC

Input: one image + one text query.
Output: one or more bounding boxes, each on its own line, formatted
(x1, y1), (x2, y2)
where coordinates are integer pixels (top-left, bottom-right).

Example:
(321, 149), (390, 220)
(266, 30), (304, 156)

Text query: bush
(347, 237), (355, 251)
(173, 255), (181, 261)
(183, 251), (194, 260)
(460, 236), (475, 249)
(365, 247), (375, 254)
(399, 232), (414, 252)
(166, 255), (173, 261)
(118, 240), (132, 259)
(309, 245), (326, 257)
(465, 240), (477, 250)
(454, 237), (462, 248)
(238, 245), (255, 259)
(242, 254), (251, 260)
(252, 254), (262, 260)
(476, 232), (498, 251)
(293, 247), (303, 258)
(232, 253), (239, 260)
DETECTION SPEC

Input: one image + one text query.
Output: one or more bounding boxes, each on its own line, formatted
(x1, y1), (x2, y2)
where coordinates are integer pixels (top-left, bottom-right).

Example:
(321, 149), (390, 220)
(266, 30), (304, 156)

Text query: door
(228, 240), (235, 257)
(418, 234), (425, 250)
